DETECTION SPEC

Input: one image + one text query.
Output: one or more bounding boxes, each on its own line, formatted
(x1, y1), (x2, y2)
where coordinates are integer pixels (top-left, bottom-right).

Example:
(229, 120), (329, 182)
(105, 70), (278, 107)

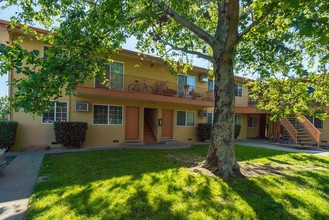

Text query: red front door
(162, 109), (173, 138)
(125, 106), (139, 140)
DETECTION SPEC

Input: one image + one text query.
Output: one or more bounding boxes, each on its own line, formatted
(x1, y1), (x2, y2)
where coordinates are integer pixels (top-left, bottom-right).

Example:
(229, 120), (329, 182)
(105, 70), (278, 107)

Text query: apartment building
(0, 20), (284, 150)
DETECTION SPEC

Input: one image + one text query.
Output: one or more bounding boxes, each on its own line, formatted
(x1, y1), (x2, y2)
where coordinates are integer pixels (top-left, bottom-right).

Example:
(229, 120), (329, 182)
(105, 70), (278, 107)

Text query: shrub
(0, 121), (18, 151)
(54, 122), (88, 148)
(235, 124), (241, 139)
(198, 123), (241, 141)
(197, 123), (212, 141)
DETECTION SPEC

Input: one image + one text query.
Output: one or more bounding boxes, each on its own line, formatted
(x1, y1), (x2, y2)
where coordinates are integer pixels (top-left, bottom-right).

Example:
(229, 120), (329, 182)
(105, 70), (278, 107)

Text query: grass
(26, 145), (329, 220)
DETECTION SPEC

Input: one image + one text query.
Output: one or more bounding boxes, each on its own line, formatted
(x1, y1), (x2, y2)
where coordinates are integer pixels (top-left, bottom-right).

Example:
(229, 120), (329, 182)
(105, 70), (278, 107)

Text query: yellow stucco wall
(238, 114), (248, 140)
(317, 118), (329, 143)
(247, 114), (260, 138)
(11, 94), (206, 150)
(235, 85), (249, 107)
(4, 26), (257, 150)
(0, 27), (10, 44)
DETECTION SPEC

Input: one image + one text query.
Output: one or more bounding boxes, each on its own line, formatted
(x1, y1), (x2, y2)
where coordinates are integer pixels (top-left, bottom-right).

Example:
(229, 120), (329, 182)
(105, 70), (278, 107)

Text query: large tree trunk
(202, 0), (241, 179)
(203, 50), (241, 179)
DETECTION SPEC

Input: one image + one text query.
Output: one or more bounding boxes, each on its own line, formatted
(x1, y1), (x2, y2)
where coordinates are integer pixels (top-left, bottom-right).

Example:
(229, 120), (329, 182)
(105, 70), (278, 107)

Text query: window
(177, 110), (195, 126)
(42, 102), (68, 124)
(306, 116), (323, 129)
(177, 75), (196, 97)
(235, 84), (243, 97)
(208, 80), (215, 92)
(93, 105), (123, 125)
(248, 116), (257, 128)
(43, 46), (50, 58)
(235, 115), (241, 125)
(95, 61), (124, 90)
(207, 112), (213, 124)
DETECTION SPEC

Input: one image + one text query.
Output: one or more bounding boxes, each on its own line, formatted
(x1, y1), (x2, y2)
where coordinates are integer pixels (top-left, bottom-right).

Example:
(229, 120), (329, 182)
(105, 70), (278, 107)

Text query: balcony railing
(248, 98), (257, 106)
(94, 74), (214, 101)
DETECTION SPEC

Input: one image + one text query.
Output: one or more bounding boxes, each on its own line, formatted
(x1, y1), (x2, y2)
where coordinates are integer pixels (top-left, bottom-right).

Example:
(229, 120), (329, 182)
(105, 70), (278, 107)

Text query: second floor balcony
(76, 74), (215, 107)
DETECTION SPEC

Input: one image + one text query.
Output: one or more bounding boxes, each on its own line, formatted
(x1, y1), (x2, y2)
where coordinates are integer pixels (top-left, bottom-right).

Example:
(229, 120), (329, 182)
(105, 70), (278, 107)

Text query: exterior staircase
(144, 119), (157, 144)
(285, 116), (314, 145)
(281, 115), (321, 147)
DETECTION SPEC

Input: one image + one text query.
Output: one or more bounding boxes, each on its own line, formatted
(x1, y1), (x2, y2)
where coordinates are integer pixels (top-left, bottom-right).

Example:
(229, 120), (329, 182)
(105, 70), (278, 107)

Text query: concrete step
(298, 138), (313, 141)
(159, 139), (180, 144)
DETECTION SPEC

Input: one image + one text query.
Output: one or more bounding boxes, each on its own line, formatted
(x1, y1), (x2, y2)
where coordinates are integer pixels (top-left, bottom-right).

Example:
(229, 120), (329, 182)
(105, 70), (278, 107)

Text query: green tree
(0, 0), (328, 178)
(0, 96), (9, 121)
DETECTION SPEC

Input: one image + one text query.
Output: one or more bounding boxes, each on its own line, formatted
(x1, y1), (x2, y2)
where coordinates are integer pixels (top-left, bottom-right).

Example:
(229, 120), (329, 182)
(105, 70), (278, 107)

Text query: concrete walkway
(236, 139), (329, 156)
(1, 140), (328, 219)
(0, 151), (45, 220)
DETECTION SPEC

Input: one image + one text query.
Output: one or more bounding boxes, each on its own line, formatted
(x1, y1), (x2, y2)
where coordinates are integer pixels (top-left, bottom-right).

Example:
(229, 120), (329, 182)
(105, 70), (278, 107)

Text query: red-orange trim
(235, 106), (264, 114)
(76, 86), (214, 107)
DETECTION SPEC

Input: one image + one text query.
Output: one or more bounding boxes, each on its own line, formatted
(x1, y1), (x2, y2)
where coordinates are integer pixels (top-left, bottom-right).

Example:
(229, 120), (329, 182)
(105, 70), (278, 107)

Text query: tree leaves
(0, 0), (328, 119)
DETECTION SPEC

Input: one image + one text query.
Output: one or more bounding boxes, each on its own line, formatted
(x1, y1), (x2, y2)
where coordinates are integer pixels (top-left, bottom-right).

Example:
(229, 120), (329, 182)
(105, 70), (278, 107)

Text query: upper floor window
(177, 110), (195, 126)
(235, 84), (243, 97)
(208, 80), (215, 92)
(95, 61), (124, 90)
(93, 104), (123, 125)
(42, 101), (68, 124)
(307, 116), (323, 129)
(177, 75), (196, 97)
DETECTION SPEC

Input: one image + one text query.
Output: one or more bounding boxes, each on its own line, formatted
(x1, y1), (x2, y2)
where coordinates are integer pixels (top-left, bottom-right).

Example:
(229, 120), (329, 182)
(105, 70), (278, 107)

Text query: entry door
(162, 109), (173, 138)
(125, 106), (139, 140)
(259, 114), (266, 138)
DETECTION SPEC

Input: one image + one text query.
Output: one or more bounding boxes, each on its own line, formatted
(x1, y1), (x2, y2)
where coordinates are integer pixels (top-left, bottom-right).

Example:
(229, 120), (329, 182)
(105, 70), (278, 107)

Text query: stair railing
(297, 114), (321, 147)
(280, 118), (298, 144)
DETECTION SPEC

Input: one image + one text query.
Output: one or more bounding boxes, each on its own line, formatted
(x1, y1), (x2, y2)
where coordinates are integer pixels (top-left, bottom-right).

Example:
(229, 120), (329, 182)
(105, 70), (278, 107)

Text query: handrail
(280, 118), (298, 144)
(93, 74), (252, 103)
(297, 114), (321, 147)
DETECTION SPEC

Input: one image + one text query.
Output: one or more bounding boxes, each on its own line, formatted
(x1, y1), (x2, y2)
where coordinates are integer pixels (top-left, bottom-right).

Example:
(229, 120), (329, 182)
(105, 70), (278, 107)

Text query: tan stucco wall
(235, 85), (249, 107)
(12, 94), (206, 150)
(247, 114), (260, 138)
(5, 26), (256, 149)
(237, 114), (248, 140)
(12, 97), (69, 150)
(318, 117), (329, 143)
(0, 27), (10, 44)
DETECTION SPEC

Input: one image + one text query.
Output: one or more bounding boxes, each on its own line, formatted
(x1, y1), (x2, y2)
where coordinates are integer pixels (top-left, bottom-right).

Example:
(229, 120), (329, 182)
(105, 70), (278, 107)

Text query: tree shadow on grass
(26, 147), (329, 219)
(226, 177), (299, 220)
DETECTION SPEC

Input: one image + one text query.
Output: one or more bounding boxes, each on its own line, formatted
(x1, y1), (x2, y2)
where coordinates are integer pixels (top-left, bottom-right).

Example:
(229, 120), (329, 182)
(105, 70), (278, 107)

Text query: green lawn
(26, 145), (329, 220)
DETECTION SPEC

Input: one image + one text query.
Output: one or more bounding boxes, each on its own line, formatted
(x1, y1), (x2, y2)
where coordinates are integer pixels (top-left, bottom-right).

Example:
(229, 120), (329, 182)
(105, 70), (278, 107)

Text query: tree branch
(153, 0), (214, 45)
(236, 3), (278, 46)
(225, 0), (239, 51)
(160, 39), (213, 62)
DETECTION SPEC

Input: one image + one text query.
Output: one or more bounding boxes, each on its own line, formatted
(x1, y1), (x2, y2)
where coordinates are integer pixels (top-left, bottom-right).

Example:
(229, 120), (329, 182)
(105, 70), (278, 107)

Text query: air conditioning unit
(199, 74), (208, 82)
(75, 101), (89, 112)
(199, 110), (207, 118)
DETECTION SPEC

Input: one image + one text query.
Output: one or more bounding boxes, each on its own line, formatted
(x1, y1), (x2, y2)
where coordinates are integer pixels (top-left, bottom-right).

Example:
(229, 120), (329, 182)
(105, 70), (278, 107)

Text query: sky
(0, 4), (210, 98)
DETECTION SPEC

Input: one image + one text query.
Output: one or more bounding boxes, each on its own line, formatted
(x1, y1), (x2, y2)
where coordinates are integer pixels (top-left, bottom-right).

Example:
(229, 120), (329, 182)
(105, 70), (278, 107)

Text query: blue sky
(0, 4), (210, 98)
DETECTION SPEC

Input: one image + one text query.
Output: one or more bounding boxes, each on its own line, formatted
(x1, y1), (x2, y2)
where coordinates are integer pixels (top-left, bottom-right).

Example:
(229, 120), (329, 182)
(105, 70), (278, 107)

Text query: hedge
(54, 122), (88, 148)
(0, 121), (18, 151)
(198, 123), (242, 141)
(234, 124), (241, 139)
(197, 123), (212, 141)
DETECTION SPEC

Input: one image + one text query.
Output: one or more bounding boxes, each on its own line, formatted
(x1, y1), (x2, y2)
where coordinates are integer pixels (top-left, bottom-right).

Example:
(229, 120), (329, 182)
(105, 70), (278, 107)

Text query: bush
(235, 124), (241, 139)
(54, 122), (88, 148)
(197, 123), (212, 141)
(0, 121), (18, 151)
(197, 123), (241, 141)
